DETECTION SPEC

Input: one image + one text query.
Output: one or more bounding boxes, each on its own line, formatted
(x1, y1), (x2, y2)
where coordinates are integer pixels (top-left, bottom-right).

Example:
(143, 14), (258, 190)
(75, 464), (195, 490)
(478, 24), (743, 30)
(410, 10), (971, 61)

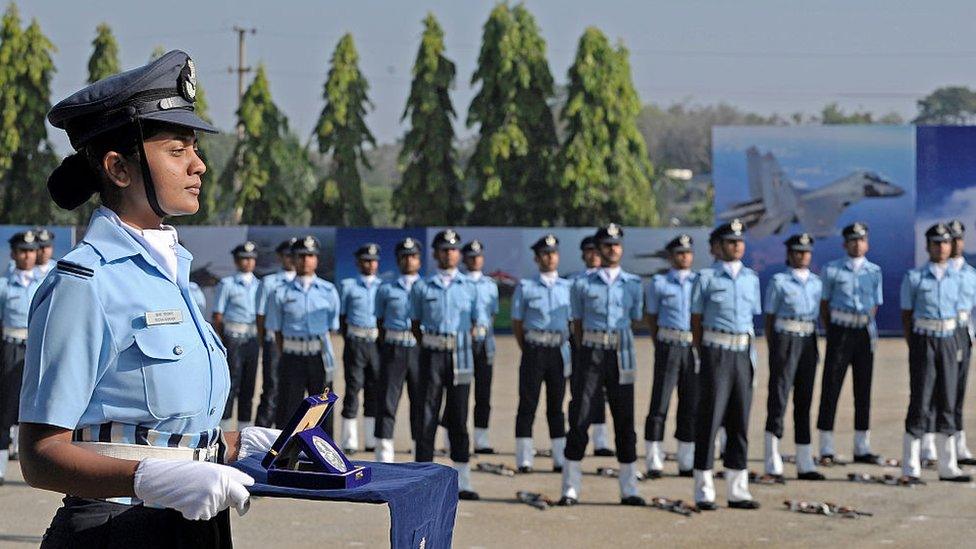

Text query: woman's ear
(102, 151), (132, 188)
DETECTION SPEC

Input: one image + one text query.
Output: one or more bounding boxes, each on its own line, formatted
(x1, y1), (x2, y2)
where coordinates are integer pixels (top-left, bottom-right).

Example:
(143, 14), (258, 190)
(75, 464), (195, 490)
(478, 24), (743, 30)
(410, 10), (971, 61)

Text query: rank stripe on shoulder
(57, 260), (94, 278)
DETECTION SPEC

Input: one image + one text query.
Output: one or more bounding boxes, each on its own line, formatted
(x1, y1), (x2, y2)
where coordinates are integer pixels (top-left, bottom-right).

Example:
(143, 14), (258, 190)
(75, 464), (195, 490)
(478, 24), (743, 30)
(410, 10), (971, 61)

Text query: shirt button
(210, 407), (216, 415)
(173, 345), (184, 356)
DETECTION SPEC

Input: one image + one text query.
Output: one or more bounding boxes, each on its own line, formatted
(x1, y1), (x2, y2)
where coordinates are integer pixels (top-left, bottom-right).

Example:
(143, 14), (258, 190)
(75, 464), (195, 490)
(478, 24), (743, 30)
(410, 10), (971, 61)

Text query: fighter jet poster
(915, 126), (976, 266)
(712, 125), (916, 334)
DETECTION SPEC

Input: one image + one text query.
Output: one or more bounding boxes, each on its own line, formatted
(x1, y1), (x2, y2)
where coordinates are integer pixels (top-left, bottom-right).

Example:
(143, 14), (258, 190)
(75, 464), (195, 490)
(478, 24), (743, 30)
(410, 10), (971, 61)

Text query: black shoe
(553, 465), (563, 473)
(903, 476), (925, 485)
(459, 490), (480, 500)
(594, 448), (615, 457)
(364, 447), (375, 453)
(517, 466), (533, 474)
(728, 499), (761, 510)
(557, 496), (578, 506)
(646, 469), (663, 479)
(853, 453), (882, 465)
(474, 447), (496, 455)
(939, 474), (973, 483)
(678, 469), (694, 478)
(798, 471), (826, 481)
(958, 457), (976, 466)
(696, 501), (717, 511)
(620, 495), (646, 506)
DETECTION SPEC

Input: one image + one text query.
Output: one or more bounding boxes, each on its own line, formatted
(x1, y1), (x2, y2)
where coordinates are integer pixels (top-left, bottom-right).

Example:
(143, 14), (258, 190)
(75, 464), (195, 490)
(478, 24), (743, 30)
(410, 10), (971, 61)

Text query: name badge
(145, 310), (184, 326)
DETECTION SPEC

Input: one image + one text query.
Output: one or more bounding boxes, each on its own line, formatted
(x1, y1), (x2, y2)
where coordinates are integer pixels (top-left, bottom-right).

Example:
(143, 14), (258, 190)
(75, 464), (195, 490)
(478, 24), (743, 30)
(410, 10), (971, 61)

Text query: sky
(21, 0), (976, 153)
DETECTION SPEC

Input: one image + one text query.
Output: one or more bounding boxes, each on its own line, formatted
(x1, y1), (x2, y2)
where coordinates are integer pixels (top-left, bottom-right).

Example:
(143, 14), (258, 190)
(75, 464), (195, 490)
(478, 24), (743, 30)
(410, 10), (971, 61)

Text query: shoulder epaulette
(57, 260), (94, 279)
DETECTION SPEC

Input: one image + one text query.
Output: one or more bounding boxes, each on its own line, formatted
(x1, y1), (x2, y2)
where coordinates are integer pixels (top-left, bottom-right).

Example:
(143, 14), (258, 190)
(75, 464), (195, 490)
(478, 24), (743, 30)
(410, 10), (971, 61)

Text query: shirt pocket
(132, 323), (209, 420)
(709, 290), (727, 303)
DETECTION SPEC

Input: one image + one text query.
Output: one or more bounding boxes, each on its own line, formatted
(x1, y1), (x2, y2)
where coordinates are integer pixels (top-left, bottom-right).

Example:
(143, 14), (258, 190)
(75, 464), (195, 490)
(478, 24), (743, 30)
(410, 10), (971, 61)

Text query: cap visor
(598, 238), (622, 245)
(140, 109), (218, 134)
(358, 254), (380, 261)
(671, 246), (693, 253)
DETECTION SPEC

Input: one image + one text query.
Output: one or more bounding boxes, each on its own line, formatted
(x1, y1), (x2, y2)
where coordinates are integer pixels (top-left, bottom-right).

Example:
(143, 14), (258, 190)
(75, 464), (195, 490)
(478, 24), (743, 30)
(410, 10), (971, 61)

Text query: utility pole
(228, 25), (256, 223)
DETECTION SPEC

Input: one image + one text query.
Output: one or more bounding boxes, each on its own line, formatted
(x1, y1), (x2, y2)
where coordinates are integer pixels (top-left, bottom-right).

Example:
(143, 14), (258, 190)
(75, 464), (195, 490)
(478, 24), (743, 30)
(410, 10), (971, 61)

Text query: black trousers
(275, 352), (334, 436)
(817, 324), (873, 432)
(644, 341), (698, 443)
(765, 331), (819, 444)
(41, 497), (231, 549)
(221, 335), (260, 422)
(929, 326), (973, 433)
(254, 337), (280, 428)
(415, 348), (470, 463)
(0, 339), (25, 448)
(564, 346), (636, 463)
(570, 337), (607, 425)
(472, 338), (493, 429)
(375, 342), (422, 440)
(341, 336), (381, 420)
(694, 346), (753, 471)
(515, 343), (567, 439)
(906, 332), (958, 438)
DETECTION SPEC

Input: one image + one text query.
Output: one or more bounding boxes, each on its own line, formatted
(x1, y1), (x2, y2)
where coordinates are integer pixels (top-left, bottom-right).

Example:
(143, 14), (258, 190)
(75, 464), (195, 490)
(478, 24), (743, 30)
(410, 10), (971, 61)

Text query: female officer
(18, 51), (279, 547)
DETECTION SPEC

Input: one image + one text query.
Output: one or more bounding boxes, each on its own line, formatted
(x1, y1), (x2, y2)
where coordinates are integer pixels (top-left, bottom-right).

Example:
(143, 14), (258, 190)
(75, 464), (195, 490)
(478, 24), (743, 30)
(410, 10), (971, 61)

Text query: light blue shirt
(20, 210), (229, 435)
(256, 270), (295, 316)
(511, 275), (572, 333)
(0, 271), (42, 329)
(646, 270), (696, 331)
(950, 259), (976, 313)
(265, 277), (340, 337)
(188, 282), (206, 312)
(410, 273), (478, 335)
(764, 270), (823, 321)
(340, 277), (379, 328)
(375, 277), (420, 333)
(570, 270), (644, 331)
(821, 257), (884, 313)
(467, 273), (499, 329)
(213, 273), (259, 324)
(900, 263), (962, 320)
(691, 263), (762, 334)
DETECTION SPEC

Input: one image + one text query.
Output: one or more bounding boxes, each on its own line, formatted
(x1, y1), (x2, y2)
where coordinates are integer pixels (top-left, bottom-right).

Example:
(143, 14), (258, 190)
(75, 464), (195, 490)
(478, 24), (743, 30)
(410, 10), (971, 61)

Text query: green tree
(0, 3), (24, 182)
(394, 13), (462, 226)
(914, 86), (976, 125)
(466, 3), (559, 226)
(88, 22), (119, 83)
(557, 27), (656, 226)
(314, 33), (375, 225)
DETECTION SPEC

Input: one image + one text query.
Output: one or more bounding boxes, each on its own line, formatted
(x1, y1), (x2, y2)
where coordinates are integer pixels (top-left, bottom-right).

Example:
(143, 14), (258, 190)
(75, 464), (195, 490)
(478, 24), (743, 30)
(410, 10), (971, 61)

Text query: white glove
(133, 458), (255, 521)
(237, 426), (282, 461)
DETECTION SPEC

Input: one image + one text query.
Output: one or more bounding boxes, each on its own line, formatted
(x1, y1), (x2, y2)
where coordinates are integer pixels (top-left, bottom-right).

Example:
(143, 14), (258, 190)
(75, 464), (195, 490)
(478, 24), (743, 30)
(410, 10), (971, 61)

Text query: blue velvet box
(261, 389), (371, 489)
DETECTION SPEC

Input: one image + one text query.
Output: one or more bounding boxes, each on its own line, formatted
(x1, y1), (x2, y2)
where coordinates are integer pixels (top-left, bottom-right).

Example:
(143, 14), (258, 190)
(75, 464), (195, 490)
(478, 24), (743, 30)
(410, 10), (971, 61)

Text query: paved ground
(2, 336), (976, 547)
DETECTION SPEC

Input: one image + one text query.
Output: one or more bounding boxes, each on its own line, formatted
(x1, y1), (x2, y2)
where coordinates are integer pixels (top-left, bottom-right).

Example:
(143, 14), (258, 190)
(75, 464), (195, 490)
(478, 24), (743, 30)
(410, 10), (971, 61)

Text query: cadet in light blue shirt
(337, 243), (382, 454)
(762, 233), (824, 482)
(253, 237), (297, 429)
(213, 242), (261, 431)
(817, 222), (883, 463)
(265, 235), (339, 433)
(1, 231), (41, 478)
(462, 240), (500, 453)
(512, 234), (571, 473)
(689, 220), (761, 510)
(945, 220), (976, 463)
(188, 281), (206, 312)
(899, 223), (969, 482)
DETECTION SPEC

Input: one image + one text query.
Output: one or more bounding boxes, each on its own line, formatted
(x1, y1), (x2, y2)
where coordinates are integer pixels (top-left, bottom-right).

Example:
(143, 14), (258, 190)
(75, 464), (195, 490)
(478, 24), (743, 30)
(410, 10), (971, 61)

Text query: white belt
(830, 309), (870, 328)
(913, 317), (958, 336)
(582, 330), (619, 350)
(774, 318), (816, 336)
(472, 325), (489, 339)
(72, 441), (219, 463)
(282, 337), (324, 355)
(959, 311), (971, 326)
(656, 327), (693, 345)
(347, 325), (379, 342)
(422, 333), (457, 351)
(525, 330), (565, 347)
(223, 321), (257, 338)
(383, 329), (416, 346)
(702, 330), (750, 350)
(2, 326), (27, 342)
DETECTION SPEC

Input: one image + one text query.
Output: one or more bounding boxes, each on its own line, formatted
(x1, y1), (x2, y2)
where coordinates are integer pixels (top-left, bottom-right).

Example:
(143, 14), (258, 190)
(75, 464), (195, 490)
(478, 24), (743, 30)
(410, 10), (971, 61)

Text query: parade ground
(2, 336), (975, 548)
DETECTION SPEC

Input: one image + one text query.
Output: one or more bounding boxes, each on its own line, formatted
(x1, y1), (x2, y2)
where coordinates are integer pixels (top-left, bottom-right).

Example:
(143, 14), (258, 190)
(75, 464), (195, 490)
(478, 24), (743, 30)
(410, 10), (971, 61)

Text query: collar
(949, 257), (966, 271)
(467, 270), (484, 282)
(85, 207), (191, 279)
(539, 271), (559, 287)
(598, 266), (622, 286)
(291, 274), (322, 291)
(398, 273), (419, 289)
(236, 271), (255, 285)
(585, 267), (599, 274)
(928, 261), (950, 280)
(282, 269), (296, 281)
(721, 260), (743, 278)
(791, 268), (810, 283)
(669, 268), (693, 284)
(12, 269), (34, 287)
(846, 256), (867, 271)
(360, 274), (378, 287)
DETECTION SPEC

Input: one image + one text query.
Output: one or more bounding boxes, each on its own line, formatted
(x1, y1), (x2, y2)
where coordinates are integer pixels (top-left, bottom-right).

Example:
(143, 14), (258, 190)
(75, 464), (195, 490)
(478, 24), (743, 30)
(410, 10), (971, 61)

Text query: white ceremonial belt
(422, 333), (457, 351)
(959, 310), (971, 326)
(472, 325), (489, 339)
(582, 330), (620, 350)
(347, 325), (379, 342)
(774, 318), (816, 336)
(223, 321), (257, 338)
(913, 317), (958, 336)
(72, 441), (219, 463)
(702, 330), (750, 350)
(383, 329), (416, 346)
(830, 309), (870, 328)
(525, 330), (565, 347)
(282, 337), (324, 355)
(2, 326), (27, 342)
(656, 327), (693, 345)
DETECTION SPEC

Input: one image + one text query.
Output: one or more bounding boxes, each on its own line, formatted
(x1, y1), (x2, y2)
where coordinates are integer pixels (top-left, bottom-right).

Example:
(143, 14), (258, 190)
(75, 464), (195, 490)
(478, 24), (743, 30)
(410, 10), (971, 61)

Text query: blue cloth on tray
(232, 456), (458, 549)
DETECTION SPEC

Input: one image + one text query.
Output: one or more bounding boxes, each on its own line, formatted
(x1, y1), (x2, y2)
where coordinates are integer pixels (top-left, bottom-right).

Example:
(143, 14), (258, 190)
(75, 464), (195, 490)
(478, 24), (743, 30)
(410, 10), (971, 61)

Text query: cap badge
(304, 236), (315, 249)
(679, 234), (690, 247)
(730, 219), (743, 233)
(403, 238), (415, 249)
(179, 58), (197, 102)
(545, 234), (556, 246)
(471, 241), (482, 252)
(607, 223), (620, 237)
(799, 234), (810, 245)
(243, 241), (255, 253)
(23, 231), (34, 243)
